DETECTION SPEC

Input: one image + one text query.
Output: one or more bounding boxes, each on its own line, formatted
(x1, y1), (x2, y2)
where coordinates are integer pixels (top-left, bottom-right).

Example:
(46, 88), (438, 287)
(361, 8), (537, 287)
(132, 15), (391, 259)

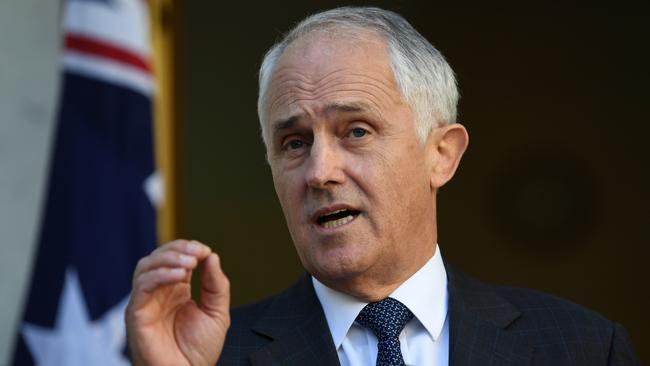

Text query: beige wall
(0, 1), (61, 364)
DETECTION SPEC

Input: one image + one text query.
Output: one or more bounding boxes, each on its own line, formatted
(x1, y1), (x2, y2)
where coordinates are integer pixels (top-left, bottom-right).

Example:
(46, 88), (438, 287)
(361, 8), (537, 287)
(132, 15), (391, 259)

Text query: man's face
(264, 33), (439, 296)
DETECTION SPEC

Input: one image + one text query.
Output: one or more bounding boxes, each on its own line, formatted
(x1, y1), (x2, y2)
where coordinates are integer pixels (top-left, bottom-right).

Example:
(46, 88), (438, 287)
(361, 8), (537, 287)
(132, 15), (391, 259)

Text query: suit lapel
(446, 263), (533, 366)
(246, 264), (534, 365)
(249, 274), (340, 366)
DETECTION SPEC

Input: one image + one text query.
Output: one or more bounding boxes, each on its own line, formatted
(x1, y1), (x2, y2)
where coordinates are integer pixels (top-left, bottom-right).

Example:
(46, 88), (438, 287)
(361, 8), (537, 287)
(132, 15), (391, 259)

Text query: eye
(284, 138), (305, 150)
(350, 127), (368, 138)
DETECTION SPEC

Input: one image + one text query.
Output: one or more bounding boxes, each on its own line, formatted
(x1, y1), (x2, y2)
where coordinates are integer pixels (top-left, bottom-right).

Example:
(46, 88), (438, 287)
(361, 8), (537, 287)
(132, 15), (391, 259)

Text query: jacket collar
(249, 273), (340, 366)
(446, 262), (533, 366)
(248, 263), (533, 366)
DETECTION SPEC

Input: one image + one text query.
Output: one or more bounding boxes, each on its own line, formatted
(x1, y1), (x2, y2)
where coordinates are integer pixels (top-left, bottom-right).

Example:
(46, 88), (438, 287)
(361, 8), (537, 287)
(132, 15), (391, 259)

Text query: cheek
(358, 147), (410, 201)
(272, 172), (293, 211)
(273, 171), (306, 229)
(360, 145), (429, 216)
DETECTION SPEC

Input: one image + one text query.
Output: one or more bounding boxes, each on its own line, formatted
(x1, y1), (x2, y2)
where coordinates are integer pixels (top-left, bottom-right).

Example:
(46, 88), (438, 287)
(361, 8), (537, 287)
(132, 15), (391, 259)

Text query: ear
(427, 123), (469, 189)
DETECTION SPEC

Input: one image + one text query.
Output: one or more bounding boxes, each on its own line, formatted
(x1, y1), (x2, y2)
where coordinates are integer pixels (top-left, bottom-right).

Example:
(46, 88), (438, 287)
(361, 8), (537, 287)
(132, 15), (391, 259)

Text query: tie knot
(356, 297), (414, 341)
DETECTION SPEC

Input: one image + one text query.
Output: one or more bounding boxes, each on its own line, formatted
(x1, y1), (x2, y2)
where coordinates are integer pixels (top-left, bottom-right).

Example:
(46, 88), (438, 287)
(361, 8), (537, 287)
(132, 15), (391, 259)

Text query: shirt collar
(312, 244), (448, 348)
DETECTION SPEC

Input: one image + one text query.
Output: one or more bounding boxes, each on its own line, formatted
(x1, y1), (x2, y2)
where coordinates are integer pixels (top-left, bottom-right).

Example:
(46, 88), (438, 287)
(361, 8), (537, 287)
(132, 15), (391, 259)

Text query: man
(125, 7), (640, 366)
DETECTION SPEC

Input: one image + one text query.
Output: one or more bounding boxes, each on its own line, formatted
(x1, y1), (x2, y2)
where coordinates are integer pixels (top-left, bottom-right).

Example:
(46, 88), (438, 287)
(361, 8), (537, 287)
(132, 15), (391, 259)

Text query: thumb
(200, 253), (230, 320)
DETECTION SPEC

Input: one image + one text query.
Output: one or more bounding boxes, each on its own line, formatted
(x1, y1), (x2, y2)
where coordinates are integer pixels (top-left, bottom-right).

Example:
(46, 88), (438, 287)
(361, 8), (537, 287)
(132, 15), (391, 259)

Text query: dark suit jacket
(218, 264), (640, 365)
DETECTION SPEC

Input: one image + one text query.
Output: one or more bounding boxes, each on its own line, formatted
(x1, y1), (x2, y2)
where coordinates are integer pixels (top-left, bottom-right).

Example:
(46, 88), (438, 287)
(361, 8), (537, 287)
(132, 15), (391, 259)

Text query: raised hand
(126, 240), (230, 366)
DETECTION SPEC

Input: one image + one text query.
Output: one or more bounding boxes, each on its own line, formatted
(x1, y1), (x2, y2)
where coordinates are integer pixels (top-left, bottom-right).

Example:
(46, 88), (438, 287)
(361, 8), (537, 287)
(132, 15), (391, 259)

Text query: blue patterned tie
(356, 297), (414, 366)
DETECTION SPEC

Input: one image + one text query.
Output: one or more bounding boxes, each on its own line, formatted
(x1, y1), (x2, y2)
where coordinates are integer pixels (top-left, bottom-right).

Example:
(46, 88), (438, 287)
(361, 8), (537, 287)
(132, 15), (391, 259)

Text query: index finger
(152, 239), (212, 258)
(133, 240), (212, 278)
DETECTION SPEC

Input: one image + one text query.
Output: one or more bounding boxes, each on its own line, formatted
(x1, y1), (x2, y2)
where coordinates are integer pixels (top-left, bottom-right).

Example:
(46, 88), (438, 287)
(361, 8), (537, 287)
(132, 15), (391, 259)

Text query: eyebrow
(324, 101), (366, 114)
(272, 116), (299, 133)
(271, 101), (381, 134)
(325, 101), (385, 119)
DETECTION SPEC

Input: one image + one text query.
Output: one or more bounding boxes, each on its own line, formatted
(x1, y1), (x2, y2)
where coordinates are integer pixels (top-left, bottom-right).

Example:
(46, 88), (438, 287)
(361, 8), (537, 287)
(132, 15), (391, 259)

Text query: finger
(136, 267), (188, 293)
(153, 239), (212, 258)
(128, 267), (188, 312)
(134, 240), (211, 277)
(200, 253), (230, 320)
(134, 251), (198, 277)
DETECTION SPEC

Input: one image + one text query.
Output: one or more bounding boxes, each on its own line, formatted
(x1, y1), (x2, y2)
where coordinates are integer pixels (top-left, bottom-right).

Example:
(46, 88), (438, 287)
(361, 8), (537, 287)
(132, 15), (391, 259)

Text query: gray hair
(257, 6), (459, 145)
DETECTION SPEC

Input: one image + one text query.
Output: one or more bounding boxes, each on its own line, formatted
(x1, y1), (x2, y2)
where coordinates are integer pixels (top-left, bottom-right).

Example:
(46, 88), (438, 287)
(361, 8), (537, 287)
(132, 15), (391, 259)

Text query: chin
(309, 252), (371, 286)
(295, 231), (375, 280)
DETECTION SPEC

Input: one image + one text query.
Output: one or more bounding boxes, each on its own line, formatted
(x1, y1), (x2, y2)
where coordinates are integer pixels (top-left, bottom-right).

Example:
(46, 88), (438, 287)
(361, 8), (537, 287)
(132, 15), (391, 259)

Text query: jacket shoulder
(496, 284), (641, 364)
(448, 263), (614, 330)
(219, 292), (283, 365)
(496, 284), (611, 325)
(448, 265), (640, 364)
(229, 294), (277, 330)
(219, 274), (318, 365)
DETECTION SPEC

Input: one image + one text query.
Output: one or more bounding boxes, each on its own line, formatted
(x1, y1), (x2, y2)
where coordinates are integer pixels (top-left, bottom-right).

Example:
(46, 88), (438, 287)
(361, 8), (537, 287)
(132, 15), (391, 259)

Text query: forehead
(265, 32), (403, 124)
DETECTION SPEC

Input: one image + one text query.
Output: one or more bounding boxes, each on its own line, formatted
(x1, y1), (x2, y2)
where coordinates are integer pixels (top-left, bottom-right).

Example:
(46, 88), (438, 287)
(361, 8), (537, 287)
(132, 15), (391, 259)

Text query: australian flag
(12, 0), (158, 365)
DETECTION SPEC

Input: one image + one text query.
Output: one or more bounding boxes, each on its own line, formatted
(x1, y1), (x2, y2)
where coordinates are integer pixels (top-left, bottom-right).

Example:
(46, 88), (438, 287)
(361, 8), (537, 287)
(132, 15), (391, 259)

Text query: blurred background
(1, 0), (648, 364)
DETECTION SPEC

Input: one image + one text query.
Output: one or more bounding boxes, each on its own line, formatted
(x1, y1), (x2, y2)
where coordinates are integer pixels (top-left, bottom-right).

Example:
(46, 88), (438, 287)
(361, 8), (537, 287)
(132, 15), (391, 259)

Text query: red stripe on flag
(65, 34), (151, 74)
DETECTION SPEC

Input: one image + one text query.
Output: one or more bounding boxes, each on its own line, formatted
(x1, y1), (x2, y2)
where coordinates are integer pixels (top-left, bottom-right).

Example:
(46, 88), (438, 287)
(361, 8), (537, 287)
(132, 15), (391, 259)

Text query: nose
(305, 136), (345, 189)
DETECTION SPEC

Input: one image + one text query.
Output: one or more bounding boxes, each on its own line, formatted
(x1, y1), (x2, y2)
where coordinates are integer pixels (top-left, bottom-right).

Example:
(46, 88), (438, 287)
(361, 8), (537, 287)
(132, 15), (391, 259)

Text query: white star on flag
(22, 269), (130, 366)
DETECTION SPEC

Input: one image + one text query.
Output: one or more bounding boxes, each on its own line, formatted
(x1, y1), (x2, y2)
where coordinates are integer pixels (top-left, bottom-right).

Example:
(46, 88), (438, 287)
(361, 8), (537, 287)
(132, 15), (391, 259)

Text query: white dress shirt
(312, 245), (449, 366)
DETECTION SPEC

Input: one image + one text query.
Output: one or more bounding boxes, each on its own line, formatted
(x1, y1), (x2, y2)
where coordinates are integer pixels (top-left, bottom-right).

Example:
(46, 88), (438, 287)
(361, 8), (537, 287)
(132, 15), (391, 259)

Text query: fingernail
(179, 254), (194, 265)
(170, 268), (186, 276)
(186, 241), (201, 253)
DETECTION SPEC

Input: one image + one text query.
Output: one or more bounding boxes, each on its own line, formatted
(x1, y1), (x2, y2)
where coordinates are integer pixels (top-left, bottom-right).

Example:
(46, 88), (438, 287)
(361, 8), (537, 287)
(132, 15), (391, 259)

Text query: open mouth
(316, 208), (361, 229)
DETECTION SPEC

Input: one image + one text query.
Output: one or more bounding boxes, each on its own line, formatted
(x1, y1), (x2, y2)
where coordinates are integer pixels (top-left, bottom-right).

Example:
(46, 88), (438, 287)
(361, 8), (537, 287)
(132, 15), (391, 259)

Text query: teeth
(328, 209), (346, 215)
(321, 214), (354, 229)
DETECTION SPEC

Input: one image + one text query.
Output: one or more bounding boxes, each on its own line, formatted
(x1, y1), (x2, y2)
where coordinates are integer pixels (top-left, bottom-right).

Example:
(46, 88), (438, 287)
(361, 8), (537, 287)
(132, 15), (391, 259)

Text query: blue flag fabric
(12, 1), (157, 364)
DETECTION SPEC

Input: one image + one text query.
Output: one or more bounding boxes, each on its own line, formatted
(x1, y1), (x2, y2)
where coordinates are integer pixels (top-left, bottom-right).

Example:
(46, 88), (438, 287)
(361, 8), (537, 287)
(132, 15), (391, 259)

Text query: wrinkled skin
(124, 32), (467, 365)
(265, 32), (468, 301)
(126, 240), (230, 366)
